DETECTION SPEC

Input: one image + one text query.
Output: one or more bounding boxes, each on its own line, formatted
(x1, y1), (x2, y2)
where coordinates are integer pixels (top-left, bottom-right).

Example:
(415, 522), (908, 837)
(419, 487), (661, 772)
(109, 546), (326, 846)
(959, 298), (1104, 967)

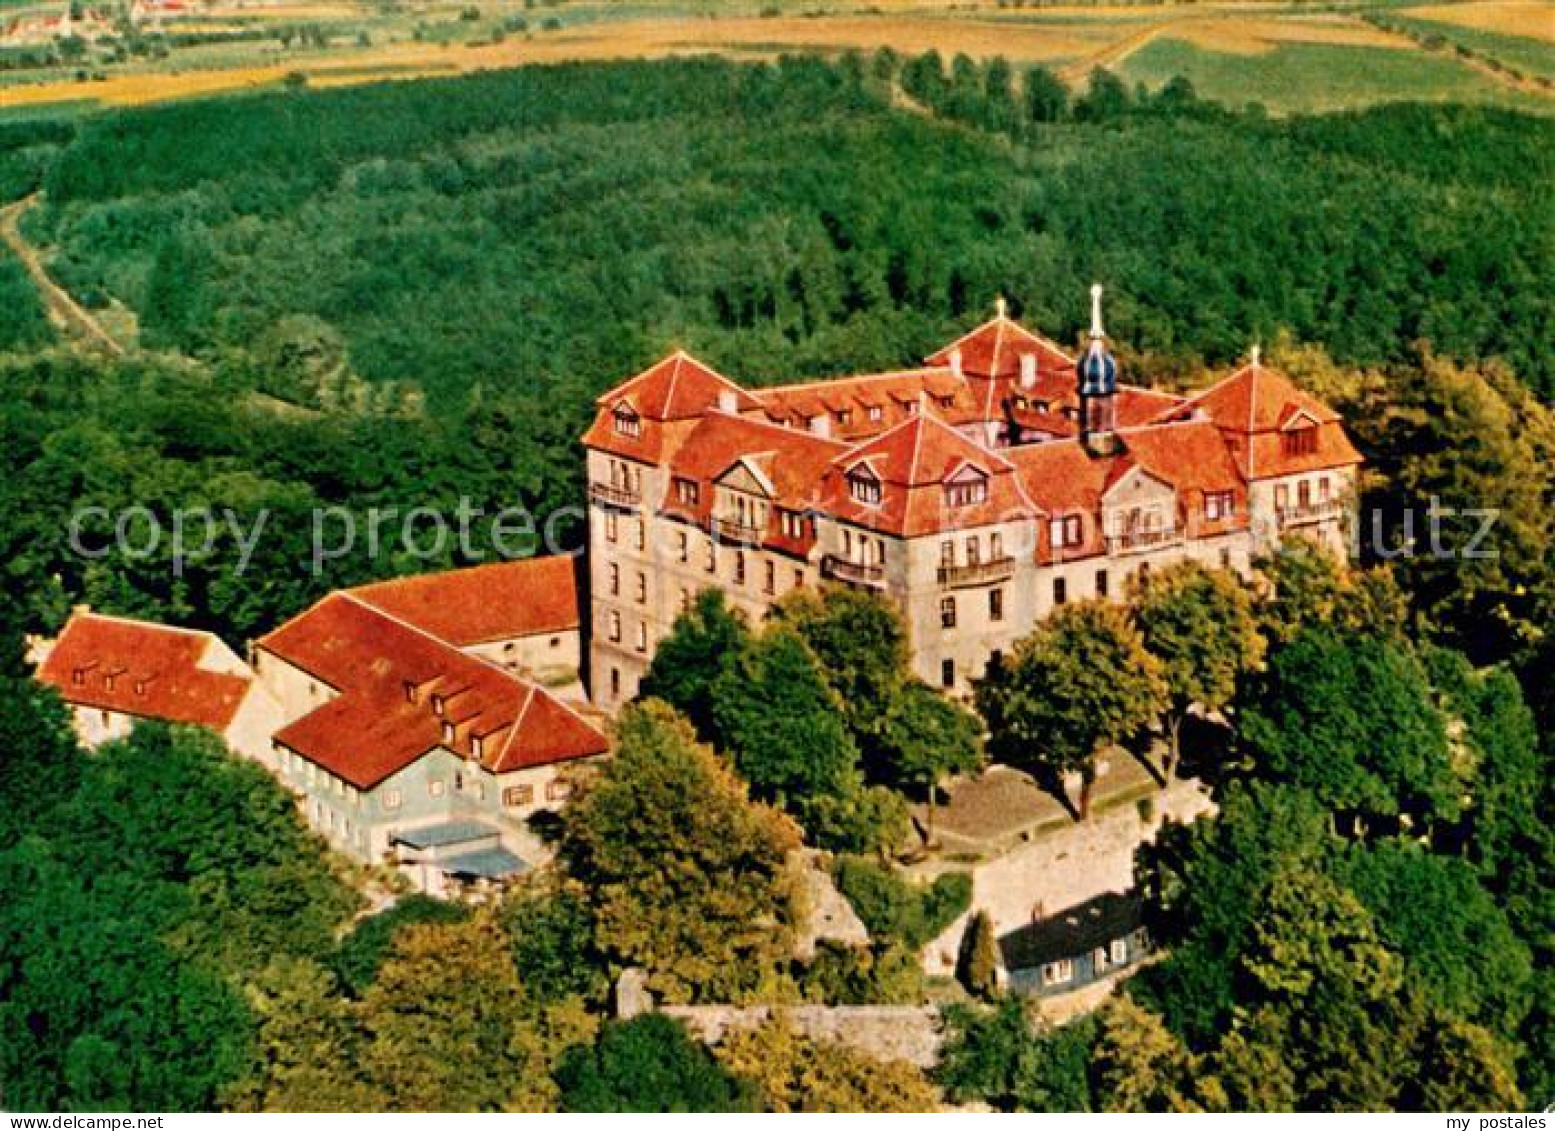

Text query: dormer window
(441, 721), (456, 745)
(944, 467), (989, 508)
(431, 694), (445, 717)
(403, 680), (418, 704)
(71, 667), (85, 686)
(779, 509), (808, 539)
(1282, 425), (1317, 456)
(612, 403), (641, 438)
(674, 477), (700, 506)
(1204, 490), (1235, 521)
(847, 467), (882, 506)
(471, 734), (484, 760)
(867, 405), (883, 422)
(837, 408), (853, 426)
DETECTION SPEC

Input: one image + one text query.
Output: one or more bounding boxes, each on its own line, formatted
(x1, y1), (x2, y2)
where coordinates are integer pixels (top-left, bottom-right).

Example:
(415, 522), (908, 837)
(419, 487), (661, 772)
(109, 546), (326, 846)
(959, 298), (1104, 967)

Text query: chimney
(1020, 352), (1037, 390)
(949, 348), (963, 379)
(717, 389), (740, 414)
(809, 413), (832, 439)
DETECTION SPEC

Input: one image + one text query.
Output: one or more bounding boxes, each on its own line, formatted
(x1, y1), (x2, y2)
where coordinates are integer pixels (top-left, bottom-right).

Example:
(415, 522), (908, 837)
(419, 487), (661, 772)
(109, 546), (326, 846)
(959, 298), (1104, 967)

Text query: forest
(0, 50), (1552, 1112)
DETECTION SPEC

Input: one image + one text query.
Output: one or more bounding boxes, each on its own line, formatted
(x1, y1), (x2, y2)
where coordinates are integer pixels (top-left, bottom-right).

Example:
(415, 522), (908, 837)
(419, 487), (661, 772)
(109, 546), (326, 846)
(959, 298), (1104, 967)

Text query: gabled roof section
(36, 611), (250, 730)
(819, 410), (1039, 536)
(1159, 363), (1361, 479)
(926, 311), (1076, 380)
(834, 408), (1012, 488)
(1165, 362), (1341, 434)
(258, 593), (605, 790)
(347, 557), (580, 646)
(594, 350), (758, 421)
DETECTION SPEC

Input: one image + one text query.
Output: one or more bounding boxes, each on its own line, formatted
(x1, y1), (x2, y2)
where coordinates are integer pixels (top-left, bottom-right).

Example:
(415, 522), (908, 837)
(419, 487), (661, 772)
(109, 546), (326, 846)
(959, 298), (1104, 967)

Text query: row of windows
(602, 510), (646, 549)
(941, 531), (1005, 567)
(1274, 475), (1332, 513)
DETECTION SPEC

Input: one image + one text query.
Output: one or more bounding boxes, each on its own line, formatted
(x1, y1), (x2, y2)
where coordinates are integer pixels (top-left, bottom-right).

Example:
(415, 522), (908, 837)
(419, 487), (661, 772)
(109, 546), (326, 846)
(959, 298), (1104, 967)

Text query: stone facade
(582, 303), (1362, 708)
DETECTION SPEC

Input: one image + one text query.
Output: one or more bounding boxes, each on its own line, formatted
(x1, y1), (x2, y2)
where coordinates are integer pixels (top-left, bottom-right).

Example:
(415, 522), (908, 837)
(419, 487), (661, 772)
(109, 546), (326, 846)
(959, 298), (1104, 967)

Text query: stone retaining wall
(660, 1004), (945, 1069)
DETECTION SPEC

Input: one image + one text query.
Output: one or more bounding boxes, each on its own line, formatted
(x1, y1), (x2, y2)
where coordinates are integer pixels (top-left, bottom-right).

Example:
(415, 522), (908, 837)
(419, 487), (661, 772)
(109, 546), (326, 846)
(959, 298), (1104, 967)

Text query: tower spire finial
(995, 294), (1008, 320)
(1089, 283), (1105, 339)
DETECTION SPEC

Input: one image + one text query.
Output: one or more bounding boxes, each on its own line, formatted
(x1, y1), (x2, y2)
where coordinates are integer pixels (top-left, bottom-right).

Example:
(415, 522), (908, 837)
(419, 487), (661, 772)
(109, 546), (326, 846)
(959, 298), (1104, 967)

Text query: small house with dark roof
(1001, 891), (1152, 997)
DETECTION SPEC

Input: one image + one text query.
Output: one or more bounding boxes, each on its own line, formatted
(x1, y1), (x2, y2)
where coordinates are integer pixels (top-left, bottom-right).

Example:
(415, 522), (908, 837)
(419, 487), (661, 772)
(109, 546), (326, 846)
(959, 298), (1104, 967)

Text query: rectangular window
(793, 569), (804, 590)
(635, 572), (647, 603)
(546, 779), (573, 802)
(1282, 426), (1318, 456)
(705, 540), (716, 573)
(1111, 938), (1129, 966)
(945, 477), (989, 508)
(1319, 477), (1331, 501)
(608, 562), (620, 596)
(1275, 483), (1290, 511)
(940, 596), (957, 629)
(612, 406), (641, 437)
(940, 540), (955, 568)
(678, 530), (689, 564)
(608, 611), (622, 643)
(1204, 490), (1234, 521)
(429, 779), (445, 798)
(610, 668), (620, 699)
(965, 537), (980, 566)
(989, 588), (1004, 622)
(1298, 479), (1312, 509)
(382, 788), (402, 812)
(674, 477), (700, 506)
(990, 532), (1003, 560)
(847, 471), (882, 506)
(605, 511), (618, 543)
(868, 405), (883, 422)
(1053, 577), (1068, 606)
(941, 659), (955, 689)
(1094, 946), (1110, 973)
(1095, 569), (1109, 598)
(734, 551), (746, 586)
(1043, 959), (1074, 986)
(764, 560), (775, 595)
(636, 621), (648, 653)
(504, 784), (534, 807)
(1049, 514), (1083, 549)
(635, 519), (646, 551)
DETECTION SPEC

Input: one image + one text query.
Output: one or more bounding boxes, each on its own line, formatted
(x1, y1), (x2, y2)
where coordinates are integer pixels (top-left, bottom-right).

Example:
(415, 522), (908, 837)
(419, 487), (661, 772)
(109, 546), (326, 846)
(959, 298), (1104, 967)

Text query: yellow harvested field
(1401, 1), (1555, 42)
(1159, 15), (1408, 57)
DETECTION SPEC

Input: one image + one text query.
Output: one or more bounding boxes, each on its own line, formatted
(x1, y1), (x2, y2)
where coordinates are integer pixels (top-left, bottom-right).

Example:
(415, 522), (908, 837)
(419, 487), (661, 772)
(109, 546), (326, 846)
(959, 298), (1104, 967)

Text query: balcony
(589, 481), (641, 509)
(937, 556), (1016, 589)
(1104, 527), (1183, 556)
(822, 555), (885, 588)
(1277, 500), (1345, 527)
(711, 516), (764, 545)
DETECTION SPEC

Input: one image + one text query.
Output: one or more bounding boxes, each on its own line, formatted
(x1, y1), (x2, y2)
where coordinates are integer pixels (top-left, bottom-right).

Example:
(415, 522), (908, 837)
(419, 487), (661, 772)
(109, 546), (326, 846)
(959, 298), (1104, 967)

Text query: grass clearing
(1119, 37), (1544, 113)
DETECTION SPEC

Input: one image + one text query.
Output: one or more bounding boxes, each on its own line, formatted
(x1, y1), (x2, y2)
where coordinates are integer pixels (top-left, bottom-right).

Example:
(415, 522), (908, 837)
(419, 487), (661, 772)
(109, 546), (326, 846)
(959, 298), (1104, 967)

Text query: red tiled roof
(819, 410), (1041, 537)
(750, 367), (980, 442)
(36, 612), (249, 730)
(1161, 363), (1361, 479)
(348, 557), (580, 646)
(926, 313), (1076, 381)
(258, 594), (605, 790)
(595, 350), (759, 421)
(658, 411), (848, 552)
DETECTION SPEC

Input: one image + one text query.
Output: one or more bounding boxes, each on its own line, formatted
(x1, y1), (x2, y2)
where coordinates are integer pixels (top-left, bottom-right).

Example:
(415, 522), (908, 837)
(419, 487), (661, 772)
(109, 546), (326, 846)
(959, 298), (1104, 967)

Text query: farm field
(1, 0), (1551, 115)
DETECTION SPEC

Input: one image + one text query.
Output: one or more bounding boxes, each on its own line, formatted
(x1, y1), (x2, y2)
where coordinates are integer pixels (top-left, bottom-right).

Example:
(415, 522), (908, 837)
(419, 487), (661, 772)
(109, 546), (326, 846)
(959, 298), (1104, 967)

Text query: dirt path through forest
(1, 193), (125, 357)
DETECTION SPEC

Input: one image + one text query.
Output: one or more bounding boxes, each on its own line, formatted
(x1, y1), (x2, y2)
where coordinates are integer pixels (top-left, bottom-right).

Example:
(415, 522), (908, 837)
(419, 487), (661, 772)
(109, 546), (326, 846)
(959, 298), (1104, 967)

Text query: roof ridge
(69, 610), (220, 641)
(753, 366), (955, 397)
(337, 592), (525, 687)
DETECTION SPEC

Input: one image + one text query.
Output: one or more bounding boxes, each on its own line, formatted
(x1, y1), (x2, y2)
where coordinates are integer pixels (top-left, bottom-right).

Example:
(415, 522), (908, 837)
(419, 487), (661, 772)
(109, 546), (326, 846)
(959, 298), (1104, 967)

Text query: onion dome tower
(1078, 283), (1119, 454)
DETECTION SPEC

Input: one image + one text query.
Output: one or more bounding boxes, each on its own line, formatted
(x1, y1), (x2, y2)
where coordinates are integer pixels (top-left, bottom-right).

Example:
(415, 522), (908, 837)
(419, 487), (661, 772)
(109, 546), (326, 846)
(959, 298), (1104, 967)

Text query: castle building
(251, 558), (606, 894)
(582, 288), (1361, 708)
